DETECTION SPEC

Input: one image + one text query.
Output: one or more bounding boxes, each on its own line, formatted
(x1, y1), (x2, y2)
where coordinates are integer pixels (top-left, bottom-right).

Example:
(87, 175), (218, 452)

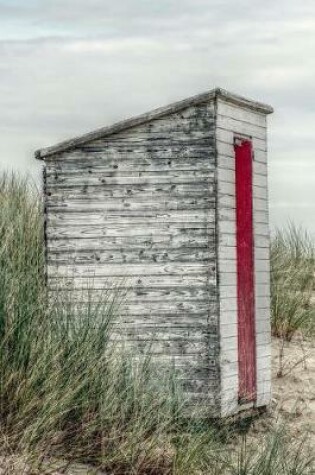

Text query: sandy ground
(269, 337), (315, 441)
(239, 337), (315, 451)
(1, 337), (314, 474)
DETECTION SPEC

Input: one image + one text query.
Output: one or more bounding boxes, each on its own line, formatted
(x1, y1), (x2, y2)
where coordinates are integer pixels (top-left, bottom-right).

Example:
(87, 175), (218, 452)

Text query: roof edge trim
(36, 88), (273, 160)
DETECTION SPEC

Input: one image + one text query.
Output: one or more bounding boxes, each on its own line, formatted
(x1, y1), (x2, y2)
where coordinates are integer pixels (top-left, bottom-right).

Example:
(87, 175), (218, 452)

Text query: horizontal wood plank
(48, 274), (213, 289)
(217, 100), (267, 127)
(47, 224), (215, 240)
(48, 247), (214, 265)
(47, 261), (213, 277)
(216, 116), (266, 140)
(46, 157), (215, 176)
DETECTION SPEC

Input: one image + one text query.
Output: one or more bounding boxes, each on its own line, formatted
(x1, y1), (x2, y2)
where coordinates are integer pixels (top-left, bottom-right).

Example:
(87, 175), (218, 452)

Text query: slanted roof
(35, 87), (273, 160)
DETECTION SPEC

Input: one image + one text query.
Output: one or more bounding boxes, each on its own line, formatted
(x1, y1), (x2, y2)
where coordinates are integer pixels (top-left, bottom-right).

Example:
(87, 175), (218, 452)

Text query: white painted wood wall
(216, 99), (271, 416)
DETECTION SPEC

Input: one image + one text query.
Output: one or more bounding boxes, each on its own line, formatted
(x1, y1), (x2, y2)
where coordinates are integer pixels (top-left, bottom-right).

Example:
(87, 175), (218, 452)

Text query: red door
(234, 138), (256, 403)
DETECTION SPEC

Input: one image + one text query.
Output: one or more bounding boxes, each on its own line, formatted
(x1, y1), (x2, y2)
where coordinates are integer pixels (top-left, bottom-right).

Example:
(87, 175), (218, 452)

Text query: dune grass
(270, 224), (315, 340)
(0, 174), (195, 473)
(0, 172), (314, 474)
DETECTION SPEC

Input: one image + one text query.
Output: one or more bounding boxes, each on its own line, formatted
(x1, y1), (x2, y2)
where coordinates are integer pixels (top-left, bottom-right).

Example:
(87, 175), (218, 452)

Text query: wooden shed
(36, 88), (273, 417)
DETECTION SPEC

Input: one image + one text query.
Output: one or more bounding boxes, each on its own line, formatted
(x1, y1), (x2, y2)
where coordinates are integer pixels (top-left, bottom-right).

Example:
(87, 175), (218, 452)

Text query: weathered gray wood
(47, 261), (214, 277)
(114, 340), (209, 357)
(51, 285), (212, 300)
(48, 274), (215, 289)
(37, 102), (215, 159)
(45, 186), (213, 206)
(46, 225), (215, 240)
(45, 196), (214, 212)
(102, 318), (217, 330)
(46, 151), (215, 167)
(45, 145), (216, 162)
(46, 171), (214, 188)
(36, 88), (272, 160)
(47, 235), (214, 253)
(47, 209), (215, 225)
(41, 88), (273, 417)
(110, 324), (212, 334)
(109, 128), (214, 142)
(43, 99), (219, 411)
(51, 299), (213, 314)
(48, 247), (214, 265)
(111, 116), (215, 136)
(46, 161), (215, 179)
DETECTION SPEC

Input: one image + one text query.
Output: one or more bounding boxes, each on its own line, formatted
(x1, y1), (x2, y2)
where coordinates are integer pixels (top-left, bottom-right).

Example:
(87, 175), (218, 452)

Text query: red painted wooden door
(234, 138), (257, 403)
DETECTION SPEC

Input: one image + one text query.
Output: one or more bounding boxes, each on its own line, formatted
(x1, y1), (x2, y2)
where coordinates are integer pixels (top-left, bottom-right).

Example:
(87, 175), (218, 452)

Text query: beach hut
(36, 88), (273, 417)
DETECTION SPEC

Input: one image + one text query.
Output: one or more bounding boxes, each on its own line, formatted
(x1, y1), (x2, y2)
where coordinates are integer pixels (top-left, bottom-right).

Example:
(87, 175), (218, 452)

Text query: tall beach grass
(0, 174), (191, 473)
(270, 224), (315, 340)
(0, 172), (314, 474)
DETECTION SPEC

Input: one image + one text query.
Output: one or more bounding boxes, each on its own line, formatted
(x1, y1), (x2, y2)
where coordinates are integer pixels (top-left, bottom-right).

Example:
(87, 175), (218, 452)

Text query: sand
(242, 337), (315, 449)
(270, 337), (315, 440)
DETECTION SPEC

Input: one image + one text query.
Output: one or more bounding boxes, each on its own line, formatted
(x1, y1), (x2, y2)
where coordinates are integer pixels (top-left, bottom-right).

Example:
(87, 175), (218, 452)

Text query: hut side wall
(216, 98), (271, 416)
(44, 102), (219, 414)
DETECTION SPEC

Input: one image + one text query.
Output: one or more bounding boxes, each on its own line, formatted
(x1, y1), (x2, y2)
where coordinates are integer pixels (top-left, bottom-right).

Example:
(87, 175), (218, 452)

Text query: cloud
(0, 0), (315, 232)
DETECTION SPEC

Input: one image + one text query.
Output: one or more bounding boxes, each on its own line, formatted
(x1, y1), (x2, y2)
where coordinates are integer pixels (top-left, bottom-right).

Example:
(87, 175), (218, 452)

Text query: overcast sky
(0, 0), (314, 233)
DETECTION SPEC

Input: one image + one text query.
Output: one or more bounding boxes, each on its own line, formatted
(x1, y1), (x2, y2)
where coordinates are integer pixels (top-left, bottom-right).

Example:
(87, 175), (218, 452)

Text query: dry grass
(270, 224), (315, 340)
(0, 173), (314, 474)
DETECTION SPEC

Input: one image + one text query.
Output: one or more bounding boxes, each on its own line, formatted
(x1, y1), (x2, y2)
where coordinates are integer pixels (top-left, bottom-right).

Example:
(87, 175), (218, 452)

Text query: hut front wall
(44, 101), (220, 414)
(216, 99), (271, 416)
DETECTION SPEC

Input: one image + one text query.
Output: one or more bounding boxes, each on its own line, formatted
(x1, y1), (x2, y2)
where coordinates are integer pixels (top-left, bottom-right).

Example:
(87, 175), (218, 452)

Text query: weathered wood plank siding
(40, 89), (273, 418)
(44, 102), (219, 413)
(216, 98), (271, 416)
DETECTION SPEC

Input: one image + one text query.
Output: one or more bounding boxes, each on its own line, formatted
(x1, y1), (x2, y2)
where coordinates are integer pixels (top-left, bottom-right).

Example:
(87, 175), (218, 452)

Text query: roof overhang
(35, 87), (274, 160)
